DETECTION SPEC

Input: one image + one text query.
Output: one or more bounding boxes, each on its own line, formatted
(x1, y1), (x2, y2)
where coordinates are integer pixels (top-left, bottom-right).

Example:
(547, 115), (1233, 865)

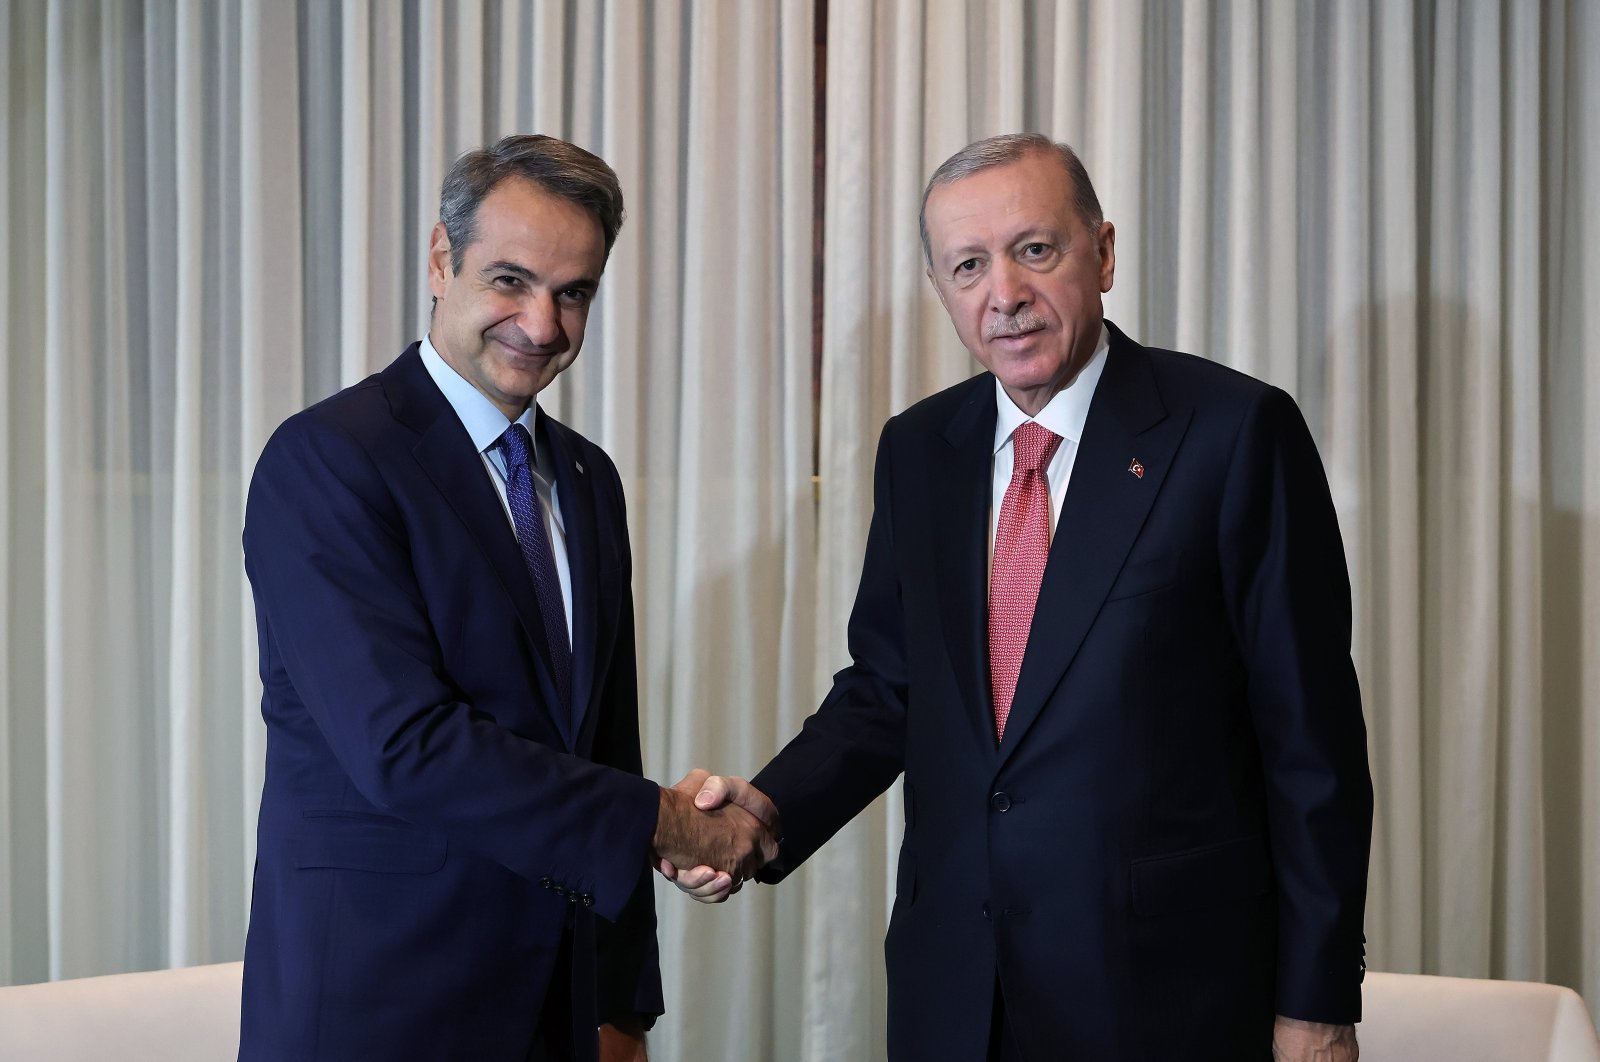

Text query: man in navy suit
(240, 135), (774, 1061)
(668, 135), (1373, 1060)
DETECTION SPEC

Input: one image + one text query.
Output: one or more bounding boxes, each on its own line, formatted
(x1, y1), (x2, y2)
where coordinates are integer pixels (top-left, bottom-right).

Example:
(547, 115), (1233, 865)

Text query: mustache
(984, 310), (1050, 340)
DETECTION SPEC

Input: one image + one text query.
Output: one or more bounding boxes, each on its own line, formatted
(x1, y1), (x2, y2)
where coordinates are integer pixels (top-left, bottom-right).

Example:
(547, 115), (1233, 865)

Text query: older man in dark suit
(667, 134), (1372, 1062)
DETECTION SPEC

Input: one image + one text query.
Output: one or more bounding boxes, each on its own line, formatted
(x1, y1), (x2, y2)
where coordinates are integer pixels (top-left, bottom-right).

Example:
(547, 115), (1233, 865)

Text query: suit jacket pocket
(1105, 549), (1185, 602)
(293, 811), (448, 875)
(1130, 834), (1271, 917)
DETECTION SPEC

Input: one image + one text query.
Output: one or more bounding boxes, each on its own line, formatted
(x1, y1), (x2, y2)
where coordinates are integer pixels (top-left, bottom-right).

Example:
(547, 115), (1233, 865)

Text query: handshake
(650, 769), (777, 903)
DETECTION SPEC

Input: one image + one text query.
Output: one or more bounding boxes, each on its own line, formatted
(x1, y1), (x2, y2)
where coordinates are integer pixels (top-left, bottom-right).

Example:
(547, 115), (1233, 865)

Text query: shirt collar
(419, 334), (540, 458)
(992, 322), (1111, 455)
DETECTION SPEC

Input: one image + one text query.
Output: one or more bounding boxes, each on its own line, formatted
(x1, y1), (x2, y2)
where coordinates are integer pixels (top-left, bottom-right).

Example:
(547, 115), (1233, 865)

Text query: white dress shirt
(419, 335), (573, 637)
(989, 323), (1111, 560)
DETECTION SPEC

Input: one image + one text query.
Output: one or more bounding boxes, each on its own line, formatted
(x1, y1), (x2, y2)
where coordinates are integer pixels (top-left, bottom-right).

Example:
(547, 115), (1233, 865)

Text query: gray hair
(918, 133), (1104, 266)
(438, 134), (625, 274)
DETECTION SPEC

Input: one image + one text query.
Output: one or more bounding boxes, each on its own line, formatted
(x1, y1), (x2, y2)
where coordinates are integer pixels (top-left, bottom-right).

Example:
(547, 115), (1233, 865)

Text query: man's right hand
(656, 775), (780, 903)
(651, 769), (779, 890)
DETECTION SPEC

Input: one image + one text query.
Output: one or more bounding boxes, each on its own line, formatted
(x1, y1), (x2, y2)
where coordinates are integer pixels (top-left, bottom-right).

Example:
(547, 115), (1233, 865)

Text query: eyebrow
(943, 242), (986, 261)
(480, 260), (599, 292)
(941, 228), (1063, 263)
(1010, 227), (1063, 247)
(481, 260), (537, 281)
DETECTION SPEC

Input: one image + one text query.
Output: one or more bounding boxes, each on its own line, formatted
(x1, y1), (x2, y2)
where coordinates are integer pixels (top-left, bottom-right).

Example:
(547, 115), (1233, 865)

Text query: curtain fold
(4, 0), (1600, 1054)
(234, 0), (301, 923)
(0, 0), (13, 992)
(634, 4), (816, 1057)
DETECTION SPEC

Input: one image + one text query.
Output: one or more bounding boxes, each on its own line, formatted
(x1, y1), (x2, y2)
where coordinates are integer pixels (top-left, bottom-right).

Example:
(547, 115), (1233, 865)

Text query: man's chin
(497, 358), (569, 396)
(995, 363), (1069, 394)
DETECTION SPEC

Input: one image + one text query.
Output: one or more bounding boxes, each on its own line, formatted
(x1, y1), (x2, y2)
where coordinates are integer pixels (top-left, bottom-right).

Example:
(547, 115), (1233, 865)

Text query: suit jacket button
(990, 792), (1012, 813)
(582, 894), (594, 908)
(982, 901), (992, 920)
(539, 877), (552, 889)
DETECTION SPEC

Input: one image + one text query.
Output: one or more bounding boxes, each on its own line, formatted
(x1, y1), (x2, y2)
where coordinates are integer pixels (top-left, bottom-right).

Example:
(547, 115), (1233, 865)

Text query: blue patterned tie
(497, 422), (573, 715)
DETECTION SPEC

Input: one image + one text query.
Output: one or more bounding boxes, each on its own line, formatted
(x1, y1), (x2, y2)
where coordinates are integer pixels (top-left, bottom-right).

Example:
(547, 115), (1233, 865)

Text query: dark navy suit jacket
(753, 322), (1373, 1060)
(239, 344), (662, 1060)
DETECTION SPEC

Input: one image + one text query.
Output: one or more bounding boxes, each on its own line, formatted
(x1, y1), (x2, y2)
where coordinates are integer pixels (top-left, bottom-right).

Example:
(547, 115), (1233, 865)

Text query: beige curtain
(4, 0), (1600, 1057)
(815, 0), (1600, 1047)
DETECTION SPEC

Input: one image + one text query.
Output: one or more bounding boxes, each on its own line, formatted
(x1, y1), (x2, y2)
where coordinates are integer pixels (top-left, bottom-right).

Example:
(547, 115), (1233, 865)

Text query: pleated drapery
(5, 1), (1600, 1057)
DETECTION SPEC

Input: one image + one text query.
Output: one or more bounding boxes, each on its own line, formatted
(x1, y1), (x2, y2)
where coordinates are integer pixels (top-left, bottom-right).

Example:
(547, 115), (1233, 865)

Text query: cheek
(949, 292), (984, 327)
(439, 305), (477, 345)
(1050, 273), (1099, 309)
(561, 308), (591, 338)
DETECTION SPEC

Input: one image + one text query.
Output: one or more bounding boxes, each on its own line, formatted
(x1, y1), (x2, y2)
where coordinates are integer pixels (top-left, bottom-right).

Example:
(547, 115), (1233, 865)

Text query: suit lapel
(995, 326), (1192, 769)
(932, 380), (1002, 759)
(383, 346), (571, 747)
(540, 413), (603, 752)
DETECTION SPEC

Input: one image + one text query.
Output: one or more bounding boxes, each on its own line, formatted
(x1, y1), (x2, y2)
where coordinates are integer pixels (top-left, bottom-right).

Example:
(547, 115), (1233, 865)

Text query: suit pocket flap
(292, 816), (448, 875)
(1130, 834), (1270, 916)
(1105, 549), (1184, 601)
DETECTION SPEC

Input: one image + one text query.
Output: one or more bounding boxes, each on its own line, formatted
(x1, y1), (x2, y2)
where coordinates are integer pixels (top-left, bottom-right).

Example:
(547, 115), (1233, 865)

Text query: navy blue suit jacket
(239, 344), (662, 1060)
(753, 323), (1373, 1060)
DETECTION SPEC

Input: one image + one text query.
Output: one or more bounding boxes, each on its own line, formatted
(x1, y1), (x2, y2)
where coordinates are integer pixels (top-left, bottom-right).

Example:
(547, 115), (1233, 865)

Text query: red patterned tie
(989, 421), (1062, 741)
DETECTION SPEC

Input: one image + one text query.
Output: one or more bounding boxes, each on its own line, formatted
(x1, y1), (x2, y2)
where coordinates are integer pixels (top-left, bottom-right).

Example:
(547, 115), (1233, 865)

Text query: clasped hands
(651, 770), (778, 900)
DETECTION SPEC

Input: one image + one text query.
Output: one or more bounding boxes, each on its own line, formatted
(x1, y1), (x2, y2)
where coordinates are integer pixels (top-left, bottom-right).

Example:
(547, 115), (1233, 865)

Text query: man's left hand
(599, 1021), (647, 1062)
(1272, 1016), (1357, 1061)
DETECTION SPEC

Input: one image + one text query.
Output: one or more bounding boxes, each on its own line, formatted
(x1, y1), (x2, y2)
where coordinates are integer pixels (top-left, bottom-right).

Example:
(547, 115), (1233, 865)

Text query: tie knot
(498, 422), (534, 472)
(1010, 421), (1060, 473)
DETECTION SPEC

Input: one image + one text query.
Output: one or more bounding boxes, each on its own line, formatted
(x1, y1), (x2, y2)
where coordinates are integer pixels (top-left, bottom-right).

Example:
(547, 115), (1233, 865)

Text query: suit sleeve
(244, 412), (659, 921)
(753, 422), (910, 879)
(1218, 385), (1374, 1023)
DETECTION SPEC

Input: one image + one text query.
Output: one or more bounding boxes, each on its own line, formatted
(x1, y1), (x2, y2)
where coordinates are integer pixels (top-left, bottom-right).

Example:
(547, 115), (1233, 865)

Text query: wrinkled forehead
(924, 156), (1079, 255)
(465, 178), (607, 264)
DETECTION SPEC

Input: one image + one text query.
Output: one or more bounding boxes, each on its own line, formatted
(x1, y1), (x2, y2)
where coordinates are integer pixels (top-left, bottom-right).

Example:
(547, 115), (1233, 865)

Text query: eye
(954, 258), (980, 275)
(493, 274), (524, 290)
(1021, 242), (1049, 258)
(558, 288), (593, 307)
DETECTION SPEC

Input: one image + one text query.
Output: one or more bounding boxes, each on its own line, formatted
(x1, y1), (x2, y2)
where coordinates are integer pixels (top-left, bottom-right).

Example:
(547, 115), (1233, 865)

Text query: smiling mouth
(498, 340), (562, 361)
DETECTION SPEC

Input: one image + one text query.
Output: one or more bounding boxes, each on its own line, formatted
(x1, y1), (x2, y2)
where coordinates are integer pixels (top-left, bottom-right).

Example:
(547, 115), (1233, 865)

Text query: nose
(518, 292), (563, 348)
(988, 258), (1031, 317)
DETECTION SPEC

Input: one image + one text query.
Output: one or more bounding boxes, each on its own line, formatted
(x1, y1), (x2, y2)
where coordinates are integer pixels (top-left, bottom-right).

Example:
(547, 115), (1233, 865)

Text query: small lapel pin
(1127, 458), (1145, 479)
(575, 461), (585, 474)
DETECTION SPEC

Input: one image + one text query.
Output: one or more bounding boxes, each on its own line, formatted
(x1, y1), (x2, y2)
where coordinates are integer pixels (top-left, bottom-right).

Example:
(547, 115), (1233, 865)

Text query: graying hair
(438, 134), (625, 274)
(918, 133), (1104, 266)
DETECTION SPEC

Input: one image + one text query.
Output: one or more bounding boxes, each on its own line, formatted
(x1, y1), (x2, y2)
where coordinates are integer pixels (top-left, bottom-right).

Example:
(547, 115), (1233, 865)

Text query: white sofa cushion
(0, 961), (242, 1061)
(1361, 971), (1600, 1062)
